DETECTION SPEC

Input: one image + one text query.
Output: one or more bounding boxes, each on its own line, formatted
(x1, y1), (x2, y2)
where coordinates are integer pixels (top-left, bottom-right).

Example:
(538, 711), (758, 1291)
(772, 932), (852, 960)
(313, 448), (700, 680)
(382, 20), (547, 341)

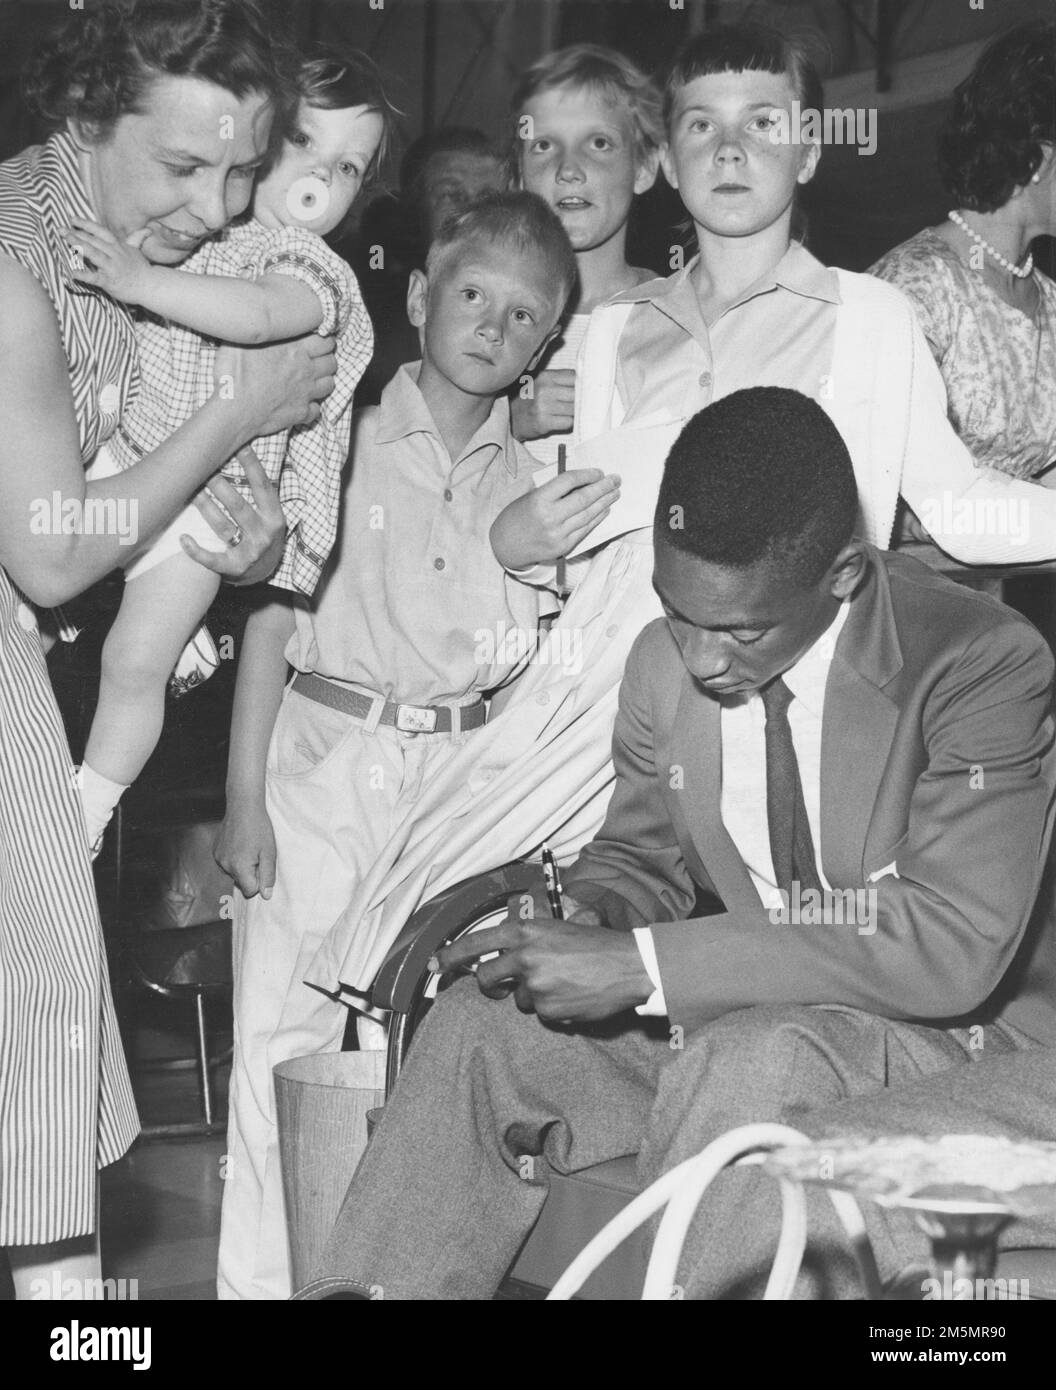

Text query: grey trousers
(305, 980), (1036, 1300)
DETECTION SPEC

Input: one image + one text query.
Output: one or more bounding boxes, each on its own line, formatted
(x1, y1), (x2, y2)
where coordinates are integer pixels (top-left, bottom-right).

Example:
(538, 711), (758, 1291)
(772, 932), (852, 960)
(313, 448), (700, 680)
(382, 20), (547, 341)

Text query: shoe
(39, 603), (83, 647)
(169, 623), (220, 699)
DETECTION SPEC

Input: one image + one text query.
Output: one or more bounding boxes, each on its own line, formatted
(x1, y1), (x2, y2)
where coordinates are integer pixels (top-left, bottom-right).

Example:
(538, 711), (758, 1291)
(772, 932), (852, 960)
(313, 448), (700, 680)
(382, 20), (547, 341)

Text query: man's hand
(184, 447), (286, 585)
(510, 368), (576, 442)
(62, 218), (156, 304)
(434, 900), (653, 1022)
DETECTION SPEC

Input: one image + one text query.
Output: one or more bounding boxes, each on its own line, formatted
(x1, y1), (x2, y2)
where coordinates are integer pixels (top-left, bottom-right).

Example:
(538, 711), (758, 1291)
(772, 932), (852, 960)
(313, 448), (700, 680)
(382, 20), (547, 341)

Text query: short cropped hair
(938, 20), (1056, 214)
(24, 0), (290, 136)
(510, 44), (663, 167)
(400, 126), (500, 200)
(425, 190), (577, 318)
(655, 387), (859, 586)
(663, 20), (825, 131)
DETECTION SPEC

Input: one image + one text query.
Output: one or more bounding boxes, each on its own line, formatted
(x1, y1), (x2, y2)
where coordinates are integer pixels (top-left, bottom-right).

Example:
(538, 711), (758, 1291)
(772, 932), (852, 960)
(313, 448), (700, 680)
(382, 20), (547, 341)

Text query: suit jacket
(565, 547), (1056, 1040)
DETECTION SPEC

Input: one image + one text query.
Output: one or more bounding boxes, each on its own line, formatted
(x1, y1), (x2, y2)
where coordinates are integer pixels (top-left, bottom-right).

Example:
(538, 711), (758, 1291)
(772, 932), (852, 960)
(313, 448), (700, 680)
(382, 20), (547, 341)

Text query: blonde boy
(214, 192), (578, 1301)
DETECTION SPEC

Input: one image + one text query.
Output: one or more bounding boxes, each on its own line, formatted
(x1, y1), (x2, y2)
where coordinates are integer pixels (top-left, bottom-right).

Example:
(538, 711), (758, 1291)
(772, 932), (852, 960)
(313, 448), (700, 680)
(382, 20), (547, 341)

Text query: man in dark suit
(302, 388), (1056, 1300)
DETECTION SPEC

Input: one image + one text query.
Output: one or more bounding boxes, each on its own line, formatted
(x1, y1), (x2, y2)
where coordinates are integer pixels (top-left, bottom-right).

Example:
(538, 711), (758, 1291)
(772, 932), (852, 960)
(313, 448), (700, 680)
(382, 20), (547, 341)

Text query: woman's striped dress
(0, 131), (140, 1245)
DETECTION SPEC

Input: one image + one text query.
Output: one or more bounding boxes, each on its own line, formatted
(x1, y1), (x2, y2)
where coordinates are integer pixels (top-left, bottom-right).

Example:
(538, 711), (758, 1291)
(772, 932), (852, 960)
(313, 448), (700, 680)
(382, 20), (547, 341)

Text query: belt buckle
(395, 703), (438, 734)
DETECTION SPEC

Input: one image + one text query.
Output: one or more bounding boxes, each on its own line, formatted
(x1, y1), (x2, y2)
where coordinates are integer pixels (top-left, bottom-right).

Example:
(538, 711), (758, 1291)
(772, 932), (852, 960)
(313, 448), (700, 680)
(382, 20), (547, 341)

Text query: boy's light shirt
(285, 363), (545, 706)
(522, 311), (592, 470)
(587, 248), (1056, 565)
(511, 245), (841, 583)
(634, 601), (851, 1016)
(610, 243), (840, 428)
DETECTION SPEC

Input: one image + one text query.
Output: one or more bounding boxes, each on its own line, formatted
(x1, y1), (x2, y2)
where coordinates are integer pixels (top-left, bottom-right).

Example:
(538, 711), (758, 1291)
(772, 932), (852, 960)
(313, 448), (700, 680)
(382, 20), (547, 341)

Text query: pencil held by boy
(212, 190), (578, 1300)
(62, 45), (396, 859)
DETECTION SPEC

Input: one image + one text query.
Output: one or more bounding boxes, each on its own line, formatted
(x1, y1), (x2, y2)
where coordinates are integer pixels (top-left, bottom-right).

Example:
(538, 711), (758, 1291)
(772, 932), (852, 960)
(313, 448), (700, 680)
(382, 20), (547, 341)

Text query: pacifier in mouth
(285, 177), (331, 222)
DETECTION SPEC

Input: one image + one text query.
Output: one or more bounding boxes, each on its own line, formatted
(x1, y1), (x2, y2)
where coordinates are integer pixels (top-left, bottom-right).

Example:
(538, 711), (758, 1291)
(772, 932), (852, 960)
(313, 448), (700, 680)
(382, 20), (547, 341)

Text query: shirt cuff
(260, 249), (346, 337)
(632, 927), (668, 1017)
(504, 560), (559, 587)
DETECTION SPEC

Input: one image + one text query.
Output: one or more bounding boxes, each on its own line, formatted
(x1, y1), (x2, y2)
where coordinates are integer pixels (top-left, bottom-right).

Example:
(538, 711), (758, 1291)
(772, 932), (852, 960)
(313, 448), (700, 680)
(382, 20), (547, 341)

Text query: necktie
(760, 677), (823, 896)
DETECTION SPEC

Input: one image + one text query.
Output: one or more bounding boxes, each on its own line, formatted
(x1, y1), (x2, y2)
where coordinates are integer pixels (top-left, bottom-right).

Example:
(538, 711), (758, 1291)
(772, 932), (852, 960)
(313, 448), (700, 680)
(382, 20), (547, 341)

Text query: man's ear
(406, 269), (428, 329)
(634, 147), (661, 197)
(658, 141), (679, 191)
(827, 541), (868, 601)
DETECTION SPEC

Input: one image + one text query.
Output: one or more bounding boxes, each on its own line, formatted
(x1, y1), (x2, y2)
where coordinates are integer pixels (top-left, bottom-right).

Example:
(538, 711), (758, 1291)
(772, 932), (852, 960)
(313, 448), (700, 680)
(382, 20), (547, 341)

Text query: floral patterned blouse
(871, 226), (1056, 479)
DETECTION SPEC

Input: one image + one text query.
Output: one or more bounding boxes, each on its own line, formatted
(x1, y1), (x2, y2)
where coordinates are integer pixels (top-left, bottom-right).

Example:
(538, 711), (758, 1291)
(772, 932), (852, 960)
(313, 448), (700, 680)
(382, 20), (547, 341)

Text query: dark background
(5, 0), (1054, 267)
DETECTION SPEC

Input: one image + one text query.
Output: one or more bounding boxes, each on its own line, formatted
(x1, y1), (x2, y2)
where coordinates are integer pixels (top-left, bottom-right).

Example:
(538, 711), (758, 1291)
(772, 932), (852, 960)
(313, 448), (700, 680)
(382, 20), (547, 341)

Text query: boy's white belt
(291, 671), (487, 734)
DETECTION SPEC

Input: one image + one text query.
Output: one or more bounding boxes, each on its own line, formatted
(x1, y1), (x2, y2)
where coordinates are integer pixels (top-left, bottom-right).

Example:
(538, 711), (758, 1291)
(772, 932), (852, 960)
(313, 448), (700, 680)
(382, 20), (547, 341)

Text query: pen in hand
(428, 848), (567, 977)
(541, 843), (565, 921)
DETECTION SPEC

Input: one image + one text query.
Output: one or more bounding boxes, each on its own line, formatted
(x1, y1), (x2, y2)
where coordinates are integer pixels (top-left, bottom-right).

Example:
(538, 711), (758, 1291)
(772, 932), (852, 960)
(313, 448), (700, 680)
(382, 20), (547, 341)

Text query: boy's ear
(658, 142), (679, 191)
(406, 269), (428, 329)
(797, 140), (821, 186)
(634, 148), (661, 197)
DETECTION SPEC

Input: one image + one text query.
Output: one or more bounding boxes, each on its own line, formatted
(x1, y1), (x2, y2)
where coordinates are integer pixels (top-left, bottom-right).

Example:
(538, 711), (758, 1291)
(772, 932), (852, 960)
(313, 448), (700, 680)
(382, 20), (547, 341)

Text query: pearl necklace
(948, 210), (1034, 279)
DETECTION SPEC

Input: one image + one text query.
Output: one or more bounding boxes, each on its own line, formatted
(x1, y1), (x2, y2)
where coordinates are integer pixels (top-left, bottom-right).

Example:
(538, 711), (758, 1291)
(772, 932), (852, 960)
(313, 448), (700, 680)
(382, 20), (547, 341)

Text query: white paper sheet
(533, 418), (686, 557)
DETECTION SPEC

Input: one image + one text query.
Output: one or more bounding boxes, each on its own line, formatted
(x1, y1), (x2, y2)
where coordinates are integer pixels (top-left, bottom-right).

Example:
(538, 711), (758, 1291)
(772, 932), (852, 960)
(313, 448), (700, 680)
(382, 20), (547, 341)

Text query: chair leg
(194, 990), (213, 1129)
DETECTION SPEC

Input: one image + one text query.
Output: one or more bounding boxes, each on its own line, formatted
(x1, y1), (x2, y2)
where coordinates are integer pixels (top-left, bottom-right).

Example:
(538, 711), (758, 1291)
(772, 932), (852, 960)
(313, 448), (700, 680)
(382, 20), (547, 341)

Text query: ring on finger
(227, 526), (244, 549)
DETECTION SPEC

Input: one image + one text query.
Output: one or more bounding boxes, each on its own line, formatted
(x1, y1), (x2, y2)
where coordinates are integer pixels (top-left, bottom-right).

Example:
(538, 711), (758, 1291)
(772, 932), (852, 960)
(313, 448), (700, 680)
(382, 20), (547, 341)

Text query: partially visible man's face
(652, 536), (860, 697)
(422, 150), (505, 240)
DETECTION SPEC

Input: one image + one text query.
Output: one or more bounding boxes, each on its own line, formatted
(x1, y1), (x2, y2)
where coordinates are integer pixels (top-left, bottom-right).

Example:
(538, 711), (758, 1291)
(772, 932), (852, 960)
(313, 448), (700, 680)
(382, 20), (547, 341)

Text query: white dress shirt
(633, 602), (851, 1016)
